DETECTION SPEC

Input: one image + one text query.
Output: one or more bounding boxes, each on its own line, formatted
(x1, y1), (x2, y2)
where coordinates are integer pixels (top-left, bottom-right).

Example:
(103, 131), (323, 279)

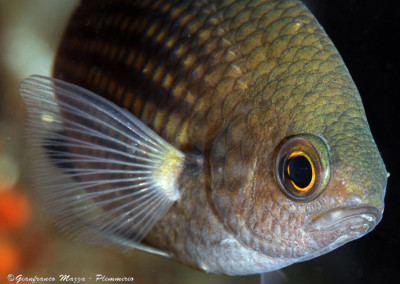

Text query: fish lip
(305, 206), (382, 233)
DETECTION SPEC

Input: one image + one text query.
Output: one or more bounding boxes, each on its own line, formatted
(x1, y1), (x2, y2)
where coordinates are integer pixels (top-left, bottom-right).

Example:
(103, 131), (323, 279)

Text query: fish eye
(286, 151), (314, 190)
(276, 134), (331, 202)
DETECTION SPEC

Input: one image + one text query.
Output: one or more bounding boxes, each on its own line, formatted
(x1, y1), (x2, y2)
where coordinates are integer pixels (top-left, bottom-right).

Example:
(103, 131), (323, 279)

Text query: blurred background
(0, 0), (398, 283)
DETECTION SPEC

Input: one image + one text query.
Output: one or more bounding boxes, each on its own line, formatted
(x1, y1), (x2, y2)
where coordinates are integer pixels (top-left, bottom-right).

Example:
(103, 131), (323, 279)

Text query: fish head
(209, 40), (387, 271)
(261, 60), (388, 262)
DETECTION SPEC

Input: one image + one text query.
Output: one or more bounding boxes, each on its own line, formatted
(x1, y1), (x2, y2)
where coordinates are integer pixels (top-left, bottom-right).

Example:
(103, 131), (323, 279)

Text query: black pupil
(287, 155), (312, 188)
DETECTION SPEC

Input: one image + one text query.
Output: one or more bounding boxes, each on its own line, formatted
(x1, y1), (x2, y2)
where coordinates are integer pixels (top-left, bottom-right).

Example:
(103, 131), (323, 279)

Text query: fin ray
(20, 75), (185, 251)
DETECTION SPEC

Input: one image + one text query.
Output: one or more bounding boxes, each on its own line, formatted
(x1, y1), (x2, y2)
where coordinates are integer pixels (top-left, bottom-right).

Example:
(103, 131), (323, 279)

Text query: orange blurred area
(0, 189), (30, 231)
(0, 189), (30, 279)
(0, 238), (20, 278)
(0, 187), (55, 282)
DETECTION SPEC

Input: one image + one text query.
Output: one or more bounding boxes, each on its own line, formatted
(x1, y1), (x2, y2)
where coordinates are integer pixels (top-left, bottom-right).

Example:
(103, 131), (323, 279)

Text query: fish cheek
(209, 115), (260, 236)
(247, 135), (334, 258)
(208, 115), (301, 258)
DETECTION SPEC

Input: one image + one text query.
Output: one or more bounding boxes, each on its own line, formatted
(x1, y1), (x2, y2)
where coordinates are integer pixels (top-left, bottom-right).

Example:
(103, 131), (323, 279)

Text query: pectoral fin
(20, 75), (185, 252)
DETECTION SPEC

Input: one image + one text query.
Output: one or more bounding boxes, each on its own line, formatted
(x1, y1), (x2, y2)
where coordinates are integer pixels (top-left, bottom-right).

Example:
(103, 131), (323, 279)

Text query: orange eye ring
(286, 151), (315, 192)
(275, 134), (331, 202)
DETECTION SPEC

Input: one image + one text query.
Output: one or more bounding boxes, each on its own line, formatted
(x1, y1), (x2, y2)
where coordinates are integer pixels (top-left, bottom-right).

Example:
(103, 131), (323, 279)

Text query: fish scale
(18, 0), (387, 276)
(53, 0), (327, 148)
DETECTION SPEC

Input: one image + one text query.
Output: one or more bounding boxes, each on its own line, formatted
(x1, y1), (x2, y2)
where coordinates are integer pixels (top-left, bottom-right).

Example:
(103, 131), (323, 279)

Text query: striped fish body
(20, 0), (387, 276)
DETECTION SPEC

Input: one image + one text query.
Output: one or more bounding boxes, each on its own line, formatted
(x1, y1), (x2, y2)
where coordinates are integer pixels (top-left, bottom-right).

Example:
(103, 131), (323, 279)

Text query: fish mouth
(305, 206), (382, 233)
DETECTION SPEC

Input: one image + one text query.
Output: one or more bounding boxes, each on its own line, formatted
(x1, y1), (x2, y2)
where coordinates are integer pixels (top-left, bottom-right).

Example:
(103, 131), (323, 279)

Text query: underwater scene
(0, 0), (398, 283)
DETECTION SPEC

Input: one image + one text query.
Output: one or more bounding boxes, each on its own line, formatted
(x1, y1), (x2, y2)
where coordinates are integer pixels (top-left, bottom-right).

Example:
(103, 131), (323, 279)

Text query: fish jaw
(285, 205), (383, 266)
(305, 206), (382, 236)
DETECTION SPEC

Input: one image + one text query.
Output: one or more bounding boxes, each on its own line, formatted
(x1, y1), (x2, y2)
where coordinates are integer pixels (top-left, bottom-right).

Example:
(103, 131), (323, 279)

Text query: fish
(19, 0), (388, 276)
